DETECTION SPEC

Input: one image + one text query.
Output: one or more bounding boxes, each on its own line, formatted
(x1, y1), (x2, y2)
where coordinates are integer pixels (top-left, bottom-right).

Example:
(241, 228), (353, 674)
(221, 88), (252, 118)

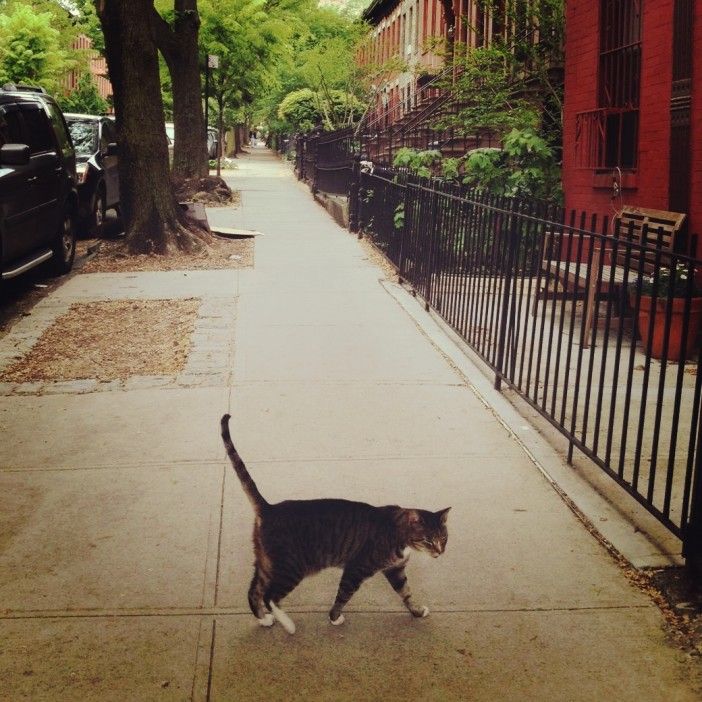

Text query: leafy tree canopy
(0, 2), (73, 92)
(0, 1), (105, 98)
(277, 86), (362, 132)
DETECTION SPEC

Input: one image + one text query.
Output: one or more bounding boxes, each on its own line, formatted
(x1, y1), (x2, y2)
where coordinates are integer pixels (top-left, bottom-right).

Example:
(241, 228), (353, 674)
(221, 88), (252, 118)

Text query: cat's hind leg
(383, 565), (429, 618)
(329, 562), (374, 625)
(248, 566), (274, 627)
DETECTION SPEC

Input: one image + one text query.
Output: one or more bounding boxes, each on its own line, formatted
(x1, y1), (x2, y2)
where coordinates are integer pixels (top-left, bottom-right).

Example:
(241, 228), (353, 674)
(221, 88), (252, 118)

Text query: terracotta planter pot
(636, 296), (702, 361)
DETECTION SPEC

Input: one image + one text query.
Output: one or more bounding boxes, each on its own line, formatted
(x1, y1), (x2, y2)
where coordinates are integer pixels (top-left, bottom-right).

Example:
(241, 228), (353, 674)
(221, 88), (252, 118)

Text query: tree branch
(149, 5), (179, 64)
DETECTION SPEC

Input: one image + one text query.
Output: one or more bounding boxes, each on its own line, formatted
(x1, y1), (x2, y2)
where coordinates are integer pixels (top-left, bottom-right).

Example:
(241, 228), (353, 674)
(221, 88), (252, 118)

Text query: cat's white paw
(269, 601), (296, 634)
(420, 606), (430, 618)
(330, 614), (345, 626)
(258, 613), (275, 627)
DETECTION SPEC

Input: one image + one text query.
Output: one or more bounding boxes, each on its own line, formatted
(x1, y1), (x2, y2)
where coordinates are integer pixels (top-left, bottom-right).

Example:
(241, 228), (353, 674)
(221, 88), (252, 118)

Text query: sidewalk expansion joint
(0, 604), (652, 620)
(0, 459), (228, 474)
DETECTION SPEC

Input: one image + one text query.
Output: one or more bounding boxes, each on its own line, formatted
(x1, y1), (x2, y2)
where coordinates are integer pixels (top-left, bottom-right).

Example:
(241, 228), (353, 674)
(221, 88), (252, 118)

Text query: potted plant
(633, 263), (702, 361)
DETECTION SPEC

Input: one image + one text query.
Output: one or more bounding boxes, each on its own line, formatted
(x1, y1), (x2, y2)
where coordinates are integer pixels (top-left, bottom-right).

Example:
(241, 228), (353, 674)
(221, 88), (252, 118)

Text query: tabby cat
(221, 414), (450, 634)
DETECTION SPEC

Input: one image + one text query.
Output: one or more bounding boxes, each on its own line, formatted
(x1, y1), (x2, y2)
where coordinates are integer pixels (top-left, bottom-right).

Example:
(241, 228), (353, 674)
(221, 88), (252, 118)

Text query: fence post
(296, 135), (303, 180)
(397, 173), (411, 283)
(684, 355), (702, 577)
(422, 182), (440, 310)
(388, 124), (394, 166)
(494, 209), (519, 391)
(348, 157), (361, 234)
(311, 134), (319, 194)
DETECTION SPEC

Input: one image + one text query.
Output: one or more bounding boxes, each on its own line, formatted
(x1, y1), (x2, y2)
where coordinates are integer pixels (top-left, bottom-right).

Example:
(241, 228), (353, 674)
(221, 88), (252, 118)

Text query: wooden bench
(538, 207), (687, 346)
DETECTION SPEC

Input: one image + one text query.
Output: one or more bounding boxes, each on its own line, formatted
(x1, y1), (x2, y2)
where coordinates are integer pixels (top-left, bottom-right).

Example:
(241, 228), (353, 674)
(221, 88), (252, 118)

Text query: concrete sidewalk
(1, 147), (700, 700)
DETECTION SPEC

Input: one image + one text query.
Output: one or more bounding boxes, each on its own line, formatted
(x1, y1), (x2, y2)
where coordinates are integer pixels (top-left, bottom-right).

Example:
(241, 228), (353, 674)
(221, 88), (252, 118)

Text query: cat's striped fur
(220, 414), (450, 634)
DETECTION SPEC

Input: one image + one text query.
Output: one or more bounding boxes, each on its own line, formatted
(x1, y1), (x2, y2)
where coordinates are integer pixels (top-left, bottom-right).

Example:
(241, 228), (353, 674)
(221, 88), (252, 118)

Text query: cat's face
(408, 508), (450, 558)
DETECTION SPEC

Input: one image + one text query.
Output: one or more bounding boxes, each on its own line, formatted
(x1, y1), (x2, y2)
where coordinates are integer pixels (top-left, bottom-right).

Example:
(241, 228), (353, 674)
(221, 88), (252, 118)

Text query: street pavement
(0, 147), (700, 701)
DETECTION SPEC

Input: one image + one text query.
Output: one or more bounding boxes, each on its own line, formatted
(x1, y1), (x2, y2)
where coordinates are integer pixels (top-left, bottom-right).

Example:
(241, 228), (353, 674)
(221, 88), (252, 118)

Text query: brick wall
(636, 1), (674, 210)
(563, 1), (682, 229)
(562, 0), (602, 217)
(563, 0), (702, 248)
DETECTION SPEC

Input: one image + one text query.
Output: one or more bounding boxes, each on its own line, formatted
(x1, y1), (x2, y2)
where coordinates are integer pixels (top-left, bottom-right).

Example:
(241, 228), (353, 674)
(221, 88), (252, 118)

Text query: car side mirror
(106, 142), (119, 157)
(0, 143), (30, 166)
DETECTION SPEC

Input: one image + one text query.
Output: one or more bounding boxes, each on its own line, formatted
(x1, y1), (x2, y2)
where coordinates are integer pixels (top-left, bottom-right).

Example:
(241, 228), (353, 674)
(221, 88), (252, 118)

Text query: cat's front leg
(329, 563), (374, 625)
(383, 565), (430, 618)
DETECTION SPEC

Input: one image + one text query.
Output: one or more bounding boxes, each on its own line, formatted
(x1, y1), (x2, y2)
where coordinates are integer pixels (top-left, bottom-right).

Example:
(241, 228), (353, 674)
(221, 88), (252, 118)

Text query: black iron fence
(289, 137), (702, 567)
(351, 166), (702, 567)
(295, 127), (358, 196)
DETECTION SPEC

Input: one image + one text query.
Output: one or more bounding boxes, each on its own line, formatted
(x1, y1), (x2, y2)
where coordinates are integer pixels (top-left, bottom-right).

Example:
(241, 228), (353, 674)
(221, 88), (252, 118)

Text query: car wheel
(90, 188), (106, 237)
(51, 210), (76, 275)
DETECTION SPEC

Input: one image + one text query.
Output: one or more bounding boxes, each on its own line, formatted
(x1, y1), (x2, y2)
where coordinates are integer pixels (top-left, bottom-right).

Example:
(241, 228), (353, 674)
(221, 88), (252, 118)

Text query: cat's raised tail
(220, 414), (268, 513)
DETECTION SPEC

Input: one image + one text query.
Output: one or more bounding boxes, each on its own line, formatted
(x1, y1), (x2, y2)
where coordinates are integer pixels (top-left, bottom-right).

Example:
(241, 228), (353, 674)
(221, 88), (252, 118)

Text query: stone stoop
(313, 191), (349, 229)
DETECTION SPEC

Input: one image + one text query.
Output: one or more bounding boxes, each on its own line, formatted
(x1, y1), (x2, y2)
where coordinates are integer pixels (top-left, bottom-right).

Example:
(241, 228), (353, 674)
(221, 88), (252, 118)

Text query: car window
(45, 102), (73, 159)
(67, 120), (98, 156)
(0, 109), (25, 148)
(20, 106), (55, 154)
(101, 119), (116, 145)
(99, 122), (110, 152)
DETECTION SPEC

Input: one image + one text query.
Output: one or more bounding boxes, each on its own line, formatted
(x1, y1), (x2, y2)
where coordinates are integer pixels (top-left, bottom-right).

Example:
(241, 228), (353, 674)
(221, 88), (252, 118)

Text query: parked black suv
(65, 113), (120, 236)
(0, 84), (78, 282)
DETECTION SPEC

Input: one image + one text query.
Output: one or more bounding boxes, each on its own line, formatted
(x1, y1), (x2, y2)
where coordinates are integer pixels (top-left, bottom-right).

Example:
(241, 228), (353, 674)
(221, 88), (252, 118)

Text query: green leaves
(277, 87), (362, 132)
(58, 72), (109, 115)
(503, 128), (552, 159)
(250, 2), (366, 136)
(392, 148), (442, 177)
(393, 203), (405, 230)
(459, 130), (561, 201)
(0, 3), (73, 93)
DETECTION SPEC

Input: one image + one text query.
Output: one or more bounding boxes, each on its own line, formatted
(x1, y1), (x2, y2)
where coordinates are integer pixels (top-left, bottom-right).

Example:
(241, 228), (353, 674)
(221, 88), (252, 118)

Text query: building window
(575, 0), (641, 169)
(598, 0), (641, 168)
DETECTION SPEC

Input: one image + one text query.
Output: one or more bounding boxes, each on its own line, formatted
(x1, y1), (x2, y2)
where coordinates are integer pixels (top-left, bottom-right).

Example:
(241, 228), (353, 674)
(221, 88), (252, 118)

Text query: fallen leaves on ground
(358, 235), (396, 280)
(0, 299), (200, 382)
(79, 235), (253, 273)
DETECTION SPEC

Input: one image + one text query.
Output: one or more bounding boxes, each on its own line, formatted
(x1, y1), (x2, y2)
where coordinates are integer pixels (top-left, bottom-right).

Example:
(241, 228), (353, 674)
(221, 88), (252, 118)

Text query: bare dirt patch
(0, 299), (200, 383)
(79, 235), (253, 273)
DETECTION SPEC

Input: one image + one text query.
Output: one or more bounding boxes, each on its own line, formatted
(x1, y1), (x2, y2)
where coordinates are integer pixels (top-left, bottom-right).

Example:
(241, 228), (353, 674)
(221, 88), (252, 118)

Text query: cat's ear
(403, 509), (422, 526)
(436, 507), (451, 524)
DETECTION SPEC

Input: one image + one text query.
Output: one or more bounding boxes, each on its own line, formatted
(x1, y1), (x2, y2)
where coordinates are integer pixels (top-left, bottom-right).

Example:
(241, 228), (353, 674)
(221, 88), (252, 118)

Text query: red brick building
(359, 0), (511, 123)
(563, 0), (702, 238)
(63, 34), (113, 109)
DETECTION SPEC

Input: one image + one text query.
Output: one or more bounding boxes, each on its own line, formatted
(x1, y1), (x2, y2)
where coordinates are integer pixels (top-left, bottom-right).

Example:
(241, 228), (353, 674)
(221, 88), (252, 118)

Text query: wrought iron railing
(352, 166), (702, 566)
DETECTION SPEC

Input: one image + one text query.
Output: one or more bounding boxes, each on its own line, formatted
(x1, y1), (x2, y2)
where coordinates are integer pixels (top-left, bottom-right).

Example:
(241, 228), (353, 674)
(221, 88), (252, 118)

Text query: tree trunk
(97, 0), (206, 254)
(216, 99), (223, 177)
(225, 127), (236, 156)
(151, 1), (208, 180)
